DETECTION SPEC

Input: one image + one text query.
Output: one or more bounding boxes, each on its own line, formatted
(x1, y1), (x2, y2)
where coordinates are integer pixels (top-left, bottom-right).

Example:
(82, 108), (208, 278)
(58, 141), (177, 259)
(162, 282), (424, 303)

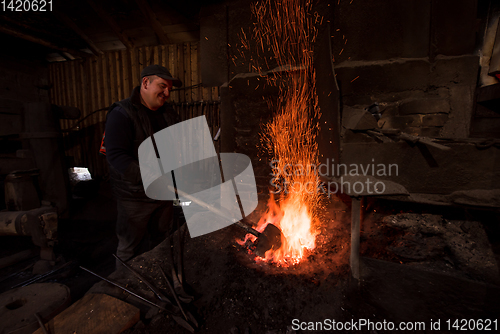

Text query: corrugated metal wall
(48, 42), (220, 177)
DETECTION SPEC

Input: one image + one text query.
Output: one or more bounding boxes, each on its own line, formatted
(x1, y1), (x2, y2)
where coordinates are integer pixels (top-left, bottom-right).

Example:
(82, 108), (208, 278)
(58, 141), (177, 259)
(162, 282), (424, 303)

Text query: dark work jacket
(106, 86), (180, 201)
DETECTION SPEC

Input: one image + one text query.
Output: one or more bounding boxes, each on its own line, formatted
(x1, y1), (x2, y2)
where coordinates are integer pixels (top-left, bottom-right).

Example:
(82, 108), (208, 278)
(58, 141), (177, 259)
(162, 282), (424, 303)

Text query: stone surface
(447, 189), (500, 208)
(338, 56), (479, 138)
(431, 55), (480, 87)
(404, 126), (442, 138)
(379, 115), (423, 129)
(0, 283), (71, 334)
(379, 104), (399, 117)
(344, 87), (449, 106)
(342, 130), (376, 143)
(342, 107), (378, 130)
(421, 114), (449, 127)
(336, 59), (431, 96)
(470, 117), (500, 138)
(441, 85), (476, 138)
(399, 98), (450, 115)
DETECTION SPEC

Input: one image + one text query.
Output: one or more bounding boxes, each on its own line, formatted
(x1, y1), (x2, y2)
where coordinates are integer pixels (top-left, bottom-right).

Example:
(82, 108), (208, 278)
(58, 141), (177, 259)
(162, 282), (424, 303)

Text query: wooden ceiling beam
(58, 52), (74, 61)
(54, 11), (103, 56)
(0, 25), (90, 59)
(134, 0), (170, 45)
(86, 0), (134, 49)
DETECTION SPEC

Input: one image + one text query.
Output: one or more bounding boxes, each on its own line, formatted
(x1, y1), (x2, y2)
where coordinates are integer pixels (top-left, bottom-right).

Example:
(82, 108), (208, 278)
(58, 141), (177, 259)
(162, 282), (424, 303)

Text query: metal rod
(158, 266), (189, 322)
(79, 266), (173, 315)
(113, 255), (163, 301)
(34, 313), (49, 334)
(0, 262), (35, 285)
(167, 185), (260, 237)
(10, 261), (73, 289)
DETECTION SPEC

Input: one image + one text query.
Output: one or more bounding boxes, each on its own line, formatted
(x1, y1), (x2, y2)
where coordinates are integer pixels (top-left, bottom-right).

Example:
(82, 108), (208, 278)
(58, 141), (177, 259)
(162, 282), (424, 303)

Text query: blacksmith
(105, 64), (182, 265)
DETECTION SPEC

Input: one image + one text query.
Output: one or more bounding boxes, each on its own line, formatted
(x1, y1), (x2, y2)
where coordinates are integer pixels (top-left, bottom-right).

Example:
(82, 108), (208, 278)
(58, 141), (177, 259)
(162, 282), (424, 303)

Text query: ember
(239, 0), (323, 266)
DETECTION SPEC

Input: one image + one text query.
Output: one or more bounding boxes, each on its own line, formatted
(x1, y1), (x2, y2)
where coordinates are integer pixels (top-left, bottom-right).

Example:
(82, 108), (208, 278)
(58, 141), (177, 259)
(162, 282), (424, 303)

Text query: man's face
(140, 76), (173, 110)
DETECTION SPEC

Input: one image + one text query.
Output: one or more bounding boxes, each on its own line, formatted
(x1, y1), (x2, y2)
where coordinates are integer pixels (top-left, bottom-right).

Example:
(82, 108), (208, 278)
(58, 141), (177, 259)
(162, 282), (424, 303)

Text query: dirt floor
(1, 180), (500, 333)
(88, 194), (500, 334)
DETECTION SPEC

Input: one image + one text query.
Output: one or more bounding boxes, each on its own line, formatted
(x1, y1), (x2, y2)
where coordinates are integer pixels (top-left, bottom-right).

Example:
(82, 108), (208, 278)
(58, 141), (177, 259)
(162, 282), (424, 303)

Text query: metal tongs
(81, 255), (198, 332)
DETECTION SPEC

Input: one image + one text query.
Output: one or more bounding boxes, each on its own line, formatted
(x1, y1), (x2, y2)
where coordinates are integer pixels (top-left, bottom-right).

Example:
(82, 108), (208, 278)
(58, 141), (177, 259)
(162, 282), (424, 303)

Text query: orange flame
(239, 0), (323, 266)
(260, 193), (319, 265)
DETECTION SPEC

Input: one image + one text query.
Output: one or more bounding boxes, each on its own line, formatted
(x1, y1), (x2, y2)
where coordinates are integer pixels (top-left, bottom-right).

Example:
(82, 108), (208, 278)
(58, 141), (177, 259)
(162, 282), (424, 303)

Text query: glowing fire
(256, 192), (319, 265)
(238, 0), (323, 265)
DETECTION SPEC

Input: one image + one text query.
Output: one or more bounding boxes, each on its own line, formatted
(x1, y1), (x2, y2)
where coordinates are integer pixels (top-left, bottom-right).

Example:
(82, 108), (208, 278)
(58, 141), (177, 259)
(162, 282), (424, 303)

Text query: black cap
(140, 64), (182, 87)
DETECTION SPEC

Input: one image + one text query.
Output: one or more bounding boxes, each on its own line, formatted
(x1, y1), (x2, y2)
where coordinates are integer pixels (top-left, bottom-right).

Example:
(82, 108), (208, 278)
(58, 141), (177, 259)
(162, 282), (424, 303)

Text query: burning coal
(239, 0), (323, 266)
